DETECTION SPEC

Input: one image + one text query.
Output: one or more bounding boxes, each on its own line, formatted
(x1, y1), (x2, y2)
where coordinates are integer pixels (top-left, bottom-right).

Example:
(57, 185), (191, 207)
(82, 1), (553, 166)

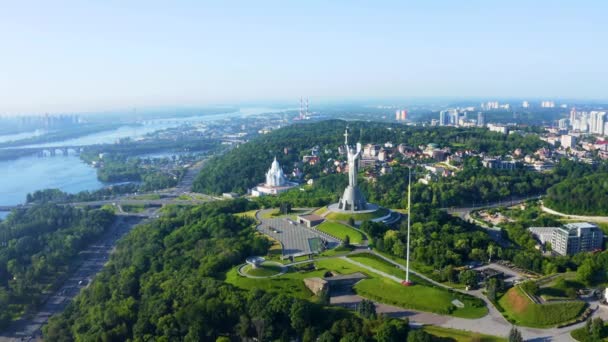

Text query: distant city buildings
(477, 112), (485, 127)
(482, 158), (516, 170)
(541, 101), (556, 108)
(569, 109), (607, 136)
(487, 123), (509, 134)
(395, 109), (408, 121)
(522, 100), (530, 108)
(439, 109), (460, 126)
(558, 119), (568, 130)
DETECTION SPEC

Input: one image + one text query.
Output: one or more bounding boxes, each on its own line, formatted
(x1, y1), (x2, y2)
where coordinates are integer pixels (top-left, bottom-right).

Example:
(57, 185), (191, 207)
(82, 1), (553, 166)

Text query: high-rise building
(558, 119), (568, 130)
(560, 134), (577, 149)
(395, 109), (408, 121)
(449, 110), (459, 126)
(477, 112), (485, 127)
(439, 110), (448, 126)
(522, 101), (530, 108)
(550, 223), (603, 256)
(590, 111), (606, 135)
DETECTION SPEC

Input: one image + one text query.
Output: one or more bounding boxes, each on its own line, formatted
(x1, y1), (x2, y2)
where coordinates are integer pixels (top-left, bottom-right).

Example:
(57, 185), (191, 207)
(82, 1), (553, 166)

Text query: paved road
(0, 214), (151, 342)
(255, 209), (339, 257)
(356, 250), (607, 341)
(541, 202), (608, 223)
(444, 195), (543, 219)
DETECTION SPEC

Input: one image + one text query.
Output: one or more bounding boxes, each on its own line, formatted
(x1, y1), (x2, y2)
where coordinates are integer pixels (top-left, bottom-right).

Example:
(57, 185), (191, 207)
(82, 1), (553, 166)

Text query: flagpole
(406, 166), (411, 284)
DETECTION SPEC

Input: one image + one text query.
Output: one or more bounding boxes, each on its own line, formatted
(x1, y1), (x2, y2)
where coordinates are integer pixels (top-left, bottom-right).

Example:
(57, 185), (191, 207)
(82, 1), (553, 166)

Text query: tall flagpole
(406, 167), (411, 284)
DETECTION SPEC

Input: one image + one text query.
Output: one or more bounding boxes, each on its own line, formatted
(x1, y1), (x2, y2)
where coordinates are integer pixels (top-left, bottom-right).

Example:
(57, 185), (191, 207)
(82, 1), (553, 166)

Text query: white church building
(251, 157), (297, 197)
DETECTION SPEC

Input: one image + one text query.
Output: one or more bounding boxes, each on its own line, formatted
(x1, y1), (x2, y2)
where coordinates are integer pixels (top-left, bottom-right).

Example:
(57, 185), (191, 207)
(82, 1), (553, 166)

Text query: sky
(1, 0), (607, 113)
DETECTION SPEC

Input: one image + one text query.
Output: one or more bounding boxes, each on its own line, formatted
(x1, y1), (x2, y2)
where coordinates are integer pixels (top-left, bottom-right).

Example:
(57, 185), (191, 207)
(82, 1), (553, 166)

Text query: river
(0, 107), (291, 207)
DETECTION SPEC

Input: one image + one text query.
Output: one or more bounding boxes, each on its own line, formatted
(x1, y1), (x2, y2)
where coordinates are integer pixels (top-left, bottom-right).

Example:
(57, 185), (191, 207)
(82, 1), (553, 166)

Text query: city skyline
(1, 0), (608, 113)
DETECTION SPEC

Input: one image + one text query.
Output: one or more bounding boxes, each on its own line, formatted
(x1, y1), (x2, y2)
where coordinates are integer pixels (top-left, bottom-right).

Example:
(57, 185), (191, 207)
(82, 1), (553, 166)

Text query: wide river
(0, 107), (291, 212)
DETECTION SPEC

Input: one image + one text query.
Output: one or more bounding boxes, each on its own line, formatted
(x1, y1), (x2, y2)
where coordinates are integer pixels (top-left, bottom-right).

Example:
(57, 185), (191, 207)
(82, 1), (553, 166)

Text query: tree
(407, 330), (433, 342)
(356, 299), (376, 319)
(591, 317), (604, 341)
(577, 260), (596, 285)
(486, 278), (499, 302)
(508, 327), (523, 342)
(520, 281), (539, 296)
(343, 235), (351, 247)
(280, 202), (292, 215)
(290, 300), (312, 333)
(374, 319), (408, 342)
(459, 270), (479, 289)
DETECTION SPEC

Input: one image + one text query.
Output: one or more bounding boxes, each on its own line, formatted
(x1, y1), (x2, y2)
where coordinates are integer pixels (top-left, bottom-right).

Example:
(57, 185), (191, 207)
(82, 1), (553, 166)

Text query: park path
(340, 251), (599, 341)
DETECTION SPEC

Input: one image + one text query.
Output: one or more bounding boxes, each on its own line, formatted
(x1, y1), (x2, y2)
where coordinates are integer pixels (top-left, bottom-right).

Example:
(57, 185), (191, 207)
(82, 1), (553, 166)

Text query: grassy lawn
(498, 287), (587, 328)
(354, 277), (487, 318)
(539, 275), (583, 301)
(260, 208), (310, 220)
(318, 245), (354, 257)
(347, 253), (406, 279)
(374, 251), (462, 288)
(235, 210), (259, 221)
(317, 222), (365, 244)
(325, 208), (389, 221)
(225, 267), (316, 299)
(313, 206), (329, 216)
(423, 326), (506, 342)
(242, 263), (284, 277)
(571, 323), (608, 341)
(342, 254), (486, 318)
(226, 255), (486, 318)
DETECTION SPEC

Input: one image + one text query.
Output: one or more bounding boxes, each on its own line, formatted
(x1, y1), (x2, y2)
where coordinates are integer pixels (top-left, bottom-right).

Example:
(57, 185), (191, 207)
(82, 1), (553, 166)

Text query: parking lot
(256, 210), (339, 257)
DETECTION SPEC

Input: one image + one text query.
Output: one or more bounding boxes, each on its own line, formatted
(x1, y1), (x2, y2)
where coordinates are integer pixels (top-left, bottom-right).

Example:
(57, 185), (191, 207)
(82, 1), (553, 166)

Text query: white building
(561, 135), (577, 149)
(487, 124), (509, 134)
(251, 158), (297, 196)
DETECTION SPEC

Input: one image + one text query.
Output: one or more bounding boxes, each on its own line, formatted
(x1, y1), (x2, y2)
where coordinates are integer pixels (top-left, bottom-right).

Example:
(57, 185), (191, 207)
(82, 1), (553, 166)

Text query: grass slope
(347, 253), (487, 318)
(317, 222), (365, 244)
(423, 326), (506, 342)
(498, 287), (587, 328)
(242, 263), (283, 277)
(227, 256), (486, 318)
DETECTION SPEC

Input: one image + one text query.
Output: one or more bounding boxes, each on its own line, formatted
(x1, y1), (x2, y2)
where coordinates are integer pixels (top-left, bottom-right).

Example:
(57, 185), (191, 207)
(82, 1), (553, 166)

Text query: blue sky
(1, 0), (607, 113)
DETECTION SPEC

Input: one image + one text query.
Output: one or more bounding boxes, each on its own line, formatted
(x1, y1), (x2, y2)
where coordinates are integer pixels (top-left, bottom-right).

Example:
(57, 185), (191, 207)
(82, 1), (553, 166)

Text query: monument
(337, 128), (368, 211)
(251, 157), (297, 197)
(327, 128), (400, 225)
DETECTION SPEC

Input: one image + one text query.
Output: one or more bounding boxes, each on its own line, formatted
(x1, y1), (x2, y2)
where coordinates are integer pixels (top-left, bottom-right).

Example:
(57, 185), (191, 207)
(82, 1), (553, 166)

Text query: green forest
(0, 205), (115, 328)
(193, 120), (547, 195)
(545, 173), (608, 215)
(43, 200), (439, 342)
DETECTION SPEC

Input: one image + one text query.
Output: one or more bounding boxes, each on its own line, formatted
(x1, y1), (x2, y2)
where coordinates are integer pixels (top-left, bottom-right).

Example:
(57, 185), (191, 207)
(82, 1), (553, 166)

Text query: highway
(0, 213), (151, 342)
(0, 161), (214, 342)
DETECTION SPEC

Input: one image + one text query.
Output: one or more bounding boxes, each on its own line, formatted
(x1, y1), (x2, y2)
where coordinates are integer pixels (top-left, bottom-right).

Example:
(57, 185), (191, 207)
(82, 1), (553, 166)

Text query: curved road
(344, 250), (605, 341)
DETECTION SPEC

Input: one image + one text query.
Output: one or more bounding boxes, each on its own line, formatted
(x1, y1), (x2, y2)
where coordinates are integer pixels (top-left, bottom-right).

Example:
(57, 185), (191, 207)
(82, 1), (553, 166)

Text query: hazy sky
(1, 0), (607, 113)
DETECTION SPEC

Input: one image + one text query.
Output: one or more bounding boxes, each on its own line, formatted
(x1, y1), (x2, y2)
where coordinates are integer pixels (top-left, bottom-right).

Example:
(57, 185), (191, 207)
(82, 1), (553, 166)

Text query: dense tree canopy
(545, 173), (608, 215)
(193, 120), (548, 195)
(0, 205), (115, 328)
